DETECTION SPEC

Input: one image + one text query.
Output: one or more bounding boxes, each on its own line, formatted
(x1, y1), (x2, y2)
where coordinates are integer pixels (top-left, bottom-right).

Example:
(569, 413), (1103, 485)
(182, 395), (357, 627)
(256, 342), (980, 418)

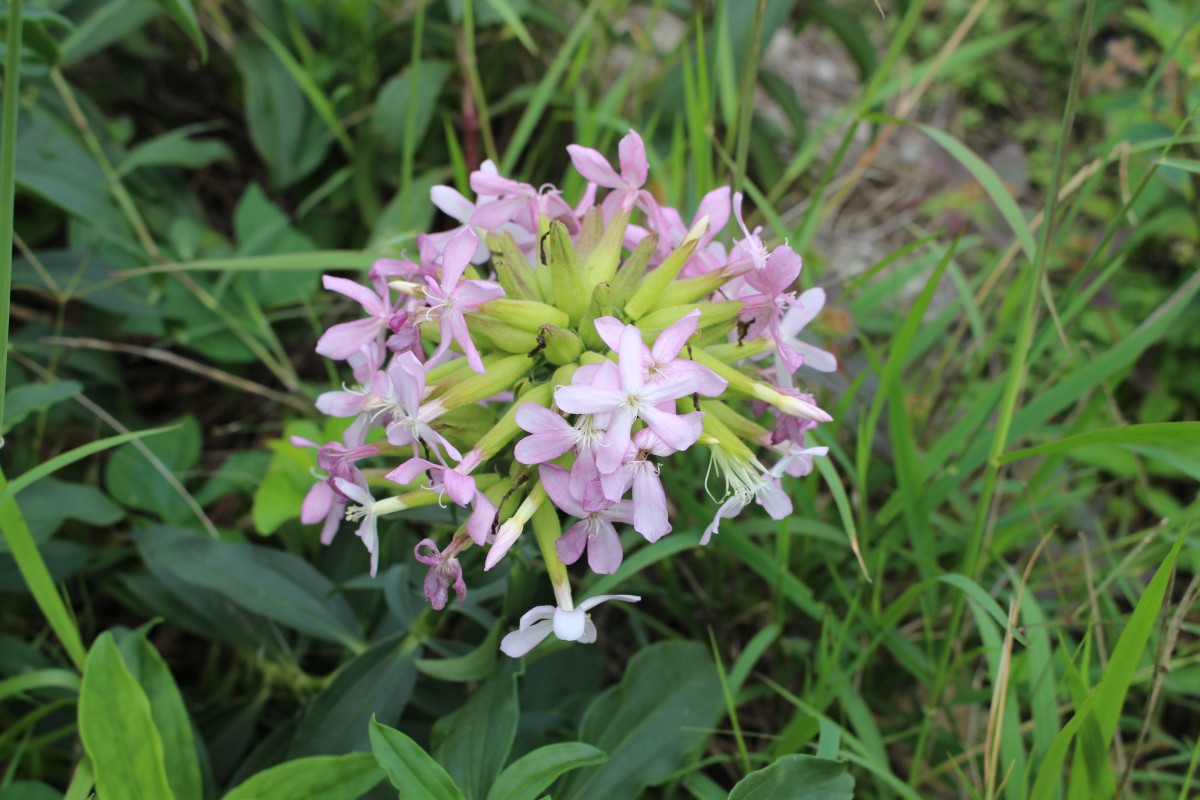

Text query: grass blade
(1000, 422), (1200, 464)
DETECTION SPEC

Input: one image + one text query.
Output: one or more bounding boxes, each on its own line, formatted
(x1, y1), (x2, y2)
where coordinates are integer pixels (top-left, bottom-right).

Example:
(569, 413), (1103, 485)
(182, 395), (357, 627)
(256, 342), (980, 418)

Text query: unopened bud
(624, 215), (707, 320)
(546, 221), (588, 324)
(436, 355), (534, 410)
(480, 299), (570, 332)
(488, 232), (543, 302)
(539, 325), (584, 366)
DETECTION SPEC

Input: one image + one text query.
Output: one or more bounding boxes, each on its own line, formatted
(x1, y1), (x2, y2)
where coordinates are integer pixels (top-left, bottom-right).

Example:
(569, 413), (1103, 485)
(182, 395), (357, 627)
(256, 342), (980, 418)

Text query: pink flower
(386, 455), (496, 546)
(540, 464), (632, 574)
(499, 594), (641, 658)
(316, 275), (399, 361)
(422, 228), (506, 374)
(314, 344), (386, 418)
(467, 170), (575, 235)
(333, 476), (380, 576)
(592, 310), (728, 397)
(628, 186), (732, 273)
(379, 352), (460, 463)
(292, 417), (377, 545)
(414, 538), (467, 610)
(731, 191), (770, 270)
(555, 323), (705, 474)
(567, 129), (651, 216)
(596, 428), (675, 542)
(423, 161), (535, 262)
(701, 447), (829, 545)
(776, 288), (838, 384)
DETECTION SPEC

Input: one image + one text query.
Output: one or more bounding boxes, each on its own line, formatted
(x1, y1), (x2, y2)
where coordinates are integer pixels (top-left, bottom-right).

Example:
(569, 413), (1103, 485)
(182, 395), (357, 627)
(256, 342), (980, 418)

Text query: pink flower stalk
(555, 323), (711, 474)
(498, 594), (641, 658)
(540, 464), (632, 574)
(422, 228), (506, 373)
(414, 538), (468, 610)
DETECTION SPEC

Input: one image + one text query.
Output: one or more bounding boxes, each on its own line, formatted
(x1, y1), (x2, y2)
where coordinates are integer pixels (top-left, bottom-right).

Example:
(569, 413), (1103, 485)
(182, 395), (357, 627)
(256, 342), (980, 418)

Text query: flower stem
(530, 486), (572, 610)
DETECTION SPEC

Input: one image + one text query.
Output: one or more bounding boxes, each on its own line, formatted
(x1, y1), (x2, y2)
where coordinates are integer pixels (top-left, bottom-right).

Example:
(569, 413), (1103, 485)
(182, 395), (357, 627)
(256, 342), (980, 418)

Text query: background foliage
(2, 0), (1199, 798)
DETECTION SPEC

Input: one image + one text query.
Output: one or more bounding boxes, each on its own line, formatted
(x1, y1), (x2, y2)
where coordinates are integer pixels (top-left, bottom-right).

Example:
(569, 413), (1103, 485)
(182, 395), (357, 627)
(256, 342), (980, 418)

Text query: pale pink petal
(554, 385), (624, 415)
(632, 469), (670, 542)
(617, 324), (645, 391)
(445, 311), (486, 374)
(578, 619), (598, 644)
(315, 388), (369, 417)
(650, 309), (700, 362)
(566, 144), (624, 188)
(792, 340), (838, 373)
(555, 522), (588, 565)
(443, 470), (476, 506)
(780, 288), (826, 337)
(597, 409), (636, 474)
(316, 317), (384, 360)
(695, 186), (732, 235)
(301, 482), (334, 525)
(758, 480), (793, 519)
(441, 228), (478, 289)
(539, 464), (586, 517)
(470, 172), (529, 197)
(577, 593), (640, 612)
(639, 406), (702, 451)
(617, 130), (647, 188)
(333, 477), (372, 508)
(500, 619), (553, 657)
(389, 352), (425, 414)
(386, 456), (436, 486)
(430, 185), (476, 223)
(466, 492), (496, 546)
(469, 195), (527, 229)
(515, 432), (575, 465)
(587, 518), (623, 574)
(515, 403), (571, 434)
(322, 275), (386, 316)
(453, 279), (505, 310)
(591, 316), (626, 352)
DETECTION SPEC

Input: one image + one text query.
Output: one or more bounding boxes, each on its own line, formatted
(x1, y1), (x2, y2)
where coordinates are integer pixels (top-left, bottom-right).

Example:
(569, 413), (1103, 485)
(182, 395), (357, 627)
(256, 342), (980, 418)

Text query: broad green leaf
(485, 743), (608, 800)
(234, 38), (332, 189)
(372, 61), (453, 156)
(728, 755), (855, 799)
(370, 718), (466, 800)
(0, 425), (176, 506)
(115, 634), (203, 800)
(1000, 422), (1200, 464)
(79, 633), (175, 800)
(2, 380), (80, 433)
(118, 124), (231, 175)
(150, 0), (206, 60)
(416, 622), (501, 682)
(135, 528), (364, 649)
(104, 415), (201, 522)
(557, 641), (723, 800)
(224, 753), (384, 800)
(0, 782), (61, 800)
(10, 477), (124, 546)
(289, 632), (419, 757)
(433, 662), (521, 799)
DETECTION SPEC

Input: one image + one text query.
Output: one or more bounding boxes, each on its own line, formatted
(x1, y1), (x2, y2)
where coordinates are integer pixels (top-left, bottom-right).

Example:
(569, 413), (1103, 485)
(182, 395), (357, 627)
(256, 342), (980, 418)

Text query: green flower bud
(480, 299), (570, 332)
(466, 315), (540, 354)
(488, 232), (543, 302)
(579, 282), (614, 351)
(581, 208), (631, 287)
(637, 301), (741, 338)
(624, 215), (708, 319)
(436, 354), (534, 410)
(611, 232), (656, 311)
(546, 221), (588, 324)
(538, 324), (584, 366)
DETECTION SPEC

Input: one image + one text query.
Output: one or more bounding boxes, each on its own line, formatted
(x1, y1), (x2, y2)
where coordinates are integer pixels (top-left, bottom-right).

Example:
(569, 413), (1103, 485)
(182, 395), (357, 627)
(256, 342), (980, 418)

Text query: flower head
(499, 594), (640, 658)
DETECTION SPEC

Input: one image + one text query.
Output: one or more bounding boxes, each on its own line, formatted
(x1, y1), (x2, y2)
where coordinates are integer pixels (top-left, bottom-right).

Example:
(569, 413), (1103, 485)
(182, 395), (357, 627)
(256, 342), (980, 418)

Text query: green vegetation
(2, 0), (1198, 797)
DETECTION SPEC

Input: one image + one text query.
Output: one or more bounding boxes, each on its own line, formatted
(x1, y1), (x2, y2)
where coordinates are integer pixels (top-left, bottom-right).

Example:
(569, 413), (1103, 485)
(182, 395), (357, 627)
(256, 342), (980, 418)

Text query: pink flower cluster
(297, 130), (839, 657)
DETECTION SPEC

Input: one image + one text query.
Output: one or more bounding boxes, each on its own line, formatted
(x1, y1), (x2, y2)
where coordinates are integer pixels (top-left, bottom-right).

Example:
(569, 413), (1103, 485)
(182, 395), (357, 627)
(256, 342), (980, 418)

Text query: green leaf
(115, 633), (203, 800)
(372, 61), (453, 156)
(224, 753), (384, 800)
(557, 641), (723, 800)
(118, 124), (231, 175)
(79, 633), (175, 800)
(433, 662), (521, 799)
(1000, 422), (1200, 464)
(135, 528), (365, 650)
(1159, 157), (1200, 174)
(938, 574), (1025, 647)
(1029, 533), (1185, 799)
(0, 781), (62, 800)
(149, 0), (206, 60)
(416, 622), (501, 682)
(485, 743), (608, 800)
(289, 632), (419, 757)
(728, 755), (855, 799)
(2, 380), (80, 433)
(0, 668), (80, 703)
(9, 476), (124, 546)
(105, 415), (201, 522)
(234, 38), (332, 189)
(914, 122), (1036, 260)
(370, 717), (466, 800)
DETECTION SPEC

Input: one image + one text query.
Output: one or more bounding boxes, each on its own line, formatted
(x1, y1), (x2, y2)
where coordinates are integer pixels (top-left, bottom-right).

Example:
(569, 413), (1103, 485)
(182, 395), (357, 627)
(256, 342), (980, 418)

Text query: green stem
(731, 0), (766, 193)
(0, 0), (24, 438)
(0, 466), (88, 671)
(461, 0), (499, 166)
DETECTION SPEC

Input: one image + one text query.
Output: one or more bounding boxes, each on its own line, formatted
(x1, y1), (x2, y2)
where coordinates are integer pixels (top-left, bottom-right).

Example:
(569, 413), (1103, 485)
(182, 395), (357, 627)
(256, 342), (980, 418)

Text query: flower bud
(579, 282), (614, 351)
(546, 221), (588, 324)
(488, 232), (543, 302)
(466, 315), (541, 354)
(436, 355), (534, 410)
(637, 301), (741, 339)
(581, 208), (631, 287)
(624, 215), (708, 319)
(539, 324), (584, 366)
(691, 348), (832, 422)
(610, 232), (656, 311)
(480, 299), (570, 332)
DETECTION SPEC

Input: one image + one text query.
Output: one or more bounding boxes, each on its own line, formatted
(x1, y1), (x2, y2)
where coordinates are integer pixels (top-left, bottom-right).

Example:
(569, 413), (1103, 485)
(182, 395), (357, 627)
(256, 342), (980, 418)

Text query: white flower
(499, 594), (640, 658)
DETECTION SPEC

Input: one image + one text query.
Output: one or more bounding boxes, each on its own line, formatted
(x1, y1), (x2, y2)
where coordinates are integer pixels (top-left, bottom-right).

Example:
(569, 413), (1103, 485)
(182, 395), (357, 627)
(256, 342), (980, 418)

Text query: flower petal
(577, 593), (640, 612)
(566, 144), (624, 188)
(322, 275), (386, 317)
(632, 468), (671, 542)
(650, 309), (700, 363)
(539, 464), (586, 518)
(554, 385), (623, 415)
(555, 522), (588, 565)
(617, 129), (648, 188)
(552, 607), (588, 642)
(500, 618), (553, 658)
(586, 518), (624, 574)
(430, 185), (475, 223)
(316, 317), (384, 360)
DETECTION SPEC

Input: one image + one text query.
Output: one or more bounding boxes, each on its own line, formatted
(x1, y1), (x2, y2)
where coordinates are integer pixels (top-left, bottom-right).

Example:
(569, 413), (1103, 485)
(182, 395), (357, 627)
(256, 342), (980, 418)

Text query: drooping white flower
(499, 594), (640, 658)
